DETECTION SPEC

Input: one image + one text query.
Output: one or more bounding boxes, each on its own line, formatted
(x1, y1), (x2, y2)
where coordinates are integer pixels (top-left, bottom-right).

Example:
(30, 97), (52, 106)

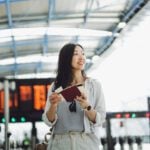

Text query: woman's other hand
(46, 92), (61, 123)
(76, 92), (90, 109)
(49, 92), (62, 107)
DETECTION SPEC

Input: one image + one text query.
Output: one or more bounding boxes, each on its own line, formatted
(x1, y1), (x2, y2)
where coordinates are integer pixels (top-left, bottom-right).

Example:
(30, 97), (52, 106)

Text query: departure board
(0, 78), (53, 113)
(0, 89), (18, 113)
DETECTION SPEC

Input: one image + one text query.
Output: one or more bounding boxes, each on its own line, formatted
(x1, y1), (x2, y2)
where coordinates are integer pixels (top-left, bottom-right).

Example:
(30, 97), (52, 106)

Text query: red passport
(58, 85), (82, 102)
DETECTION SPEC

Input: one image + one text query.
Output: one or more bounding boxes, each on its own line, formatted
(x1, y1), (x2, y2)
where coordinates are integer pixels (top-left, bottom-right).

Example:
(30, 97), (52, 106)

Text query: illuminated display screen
(19, 86), (32, 101)
(19, 85), (33, 111)
(33, 85), (46, 110)
(10, 90), (18, 110)
(0, 90), (18, 113)
(0, 90), (4, 113)
(0, 78), (53, 113)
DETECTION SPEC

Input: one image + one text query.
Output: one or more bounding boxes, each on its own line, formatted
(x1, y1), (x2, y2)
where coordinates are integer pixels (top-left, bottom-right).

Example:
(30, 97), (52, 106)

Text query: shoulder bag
(34, 127), (53, 150)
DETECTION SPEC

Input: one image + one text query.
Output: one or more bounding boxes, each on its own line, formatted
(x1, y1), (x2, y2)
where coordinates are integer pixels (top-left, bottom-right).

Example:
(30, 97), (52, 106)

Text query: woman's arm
(92, 79), (106, 126)
(76, 79), (106, 125)
(42, 83), (61, 126)
(46, 93), (61, 122)
(76, 93), (97, 123)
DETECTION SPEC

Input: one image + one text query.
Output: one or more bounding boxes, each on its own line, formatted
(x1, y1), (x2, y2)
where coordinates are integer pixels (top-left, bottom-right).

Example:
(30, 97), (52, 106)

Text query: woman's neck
(71, 71), (85, 85)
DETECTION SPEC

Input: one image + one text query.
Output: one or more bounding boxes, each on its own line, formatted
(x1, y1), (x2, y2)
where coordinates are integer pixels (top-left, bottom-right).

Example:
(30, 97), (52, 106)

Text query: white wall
(88, 8), (150, 112)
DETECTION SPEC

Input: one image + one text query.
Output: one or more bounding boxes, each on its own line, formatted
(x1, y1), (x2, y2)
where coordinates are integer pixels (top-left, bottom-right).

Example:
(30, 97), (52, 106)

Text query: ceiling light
(16, 55), (42, 64)
(0, 54), (58, 65)
(0, 27), (112, 40)
(0, 37), (12, 43)
(9, 72), (56, 79)
(0, 58), (15, 65)
(117, 22), (127, 29)
(92, 55), (100, 63)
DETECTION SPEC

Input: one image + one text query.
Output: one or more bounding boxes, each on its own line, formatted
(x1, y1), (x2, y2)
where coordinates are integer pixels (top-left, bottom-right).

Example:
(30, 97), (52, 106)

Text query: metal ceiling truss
(0, 0), (149, 78)
(96, 0), (148, 56)
(72, 0), (95, 44)
(48, 0), (55, 25)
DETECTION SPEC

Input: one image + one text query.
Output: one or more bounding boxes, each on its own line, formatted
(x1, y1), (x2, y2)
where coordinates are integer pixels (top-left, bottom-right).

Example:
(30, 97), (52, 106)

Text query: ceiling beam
(5, 0), (13, 27)
(5, 0), (18, 75)
(83, 0), (94, 25)
(48, 0), (55, 25)
(123, 0), (147, 22)
(96, 0), (149, 56)
(0, 0), (27, 4)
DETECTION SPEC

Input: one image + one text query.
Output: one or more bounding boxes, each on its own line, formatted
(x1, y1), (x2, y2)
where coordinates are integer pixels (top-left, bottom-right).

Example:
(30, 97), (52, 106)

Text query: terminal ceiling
(0, 0), (149, 78)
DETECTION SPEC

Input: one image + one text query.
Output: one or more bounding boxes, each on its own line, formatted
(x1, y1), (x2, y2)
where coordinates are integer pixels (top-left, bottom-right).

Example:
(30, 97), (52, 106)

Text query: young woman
(42, 43), (106, 150)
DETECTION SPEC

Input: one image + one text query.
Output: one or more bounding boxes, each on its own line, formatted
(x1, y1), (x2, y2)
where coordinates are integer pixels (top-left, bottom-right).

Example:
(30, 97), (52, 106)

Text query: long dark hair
(54, 43), (86, 89)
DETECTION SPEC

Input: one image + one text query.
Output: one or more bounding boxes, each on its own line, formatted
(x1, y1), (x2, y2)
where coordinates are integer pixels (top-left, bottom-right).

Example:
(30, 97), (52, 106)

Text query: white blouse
(42, 78), (106, 134)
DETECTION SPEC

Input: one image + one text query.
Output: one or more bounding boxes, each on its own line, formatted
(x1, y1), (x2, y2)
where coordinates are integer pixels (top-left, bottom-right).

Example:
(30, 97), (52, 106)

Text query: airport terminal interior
(0, 0), (150, 149)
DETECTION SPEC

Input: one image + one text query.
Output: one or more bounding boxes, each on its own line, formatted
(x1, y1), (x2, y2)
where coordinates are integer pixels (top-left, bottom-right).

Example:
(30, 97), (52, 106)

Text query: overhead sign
(0, 78), (53, 115)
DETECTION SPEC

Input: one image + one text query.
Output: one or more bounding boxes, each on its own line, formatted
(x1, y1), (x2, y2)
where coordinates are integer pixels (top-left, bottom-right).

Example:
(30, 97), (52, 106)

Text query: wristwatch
(84, 105), (92, 111)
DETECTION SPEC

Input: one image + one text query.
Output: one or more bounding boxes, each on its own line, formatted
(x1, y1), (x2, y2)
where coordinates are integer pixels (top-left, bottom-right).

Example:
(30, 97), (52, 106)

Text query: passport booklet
(55, 84), (83, 102)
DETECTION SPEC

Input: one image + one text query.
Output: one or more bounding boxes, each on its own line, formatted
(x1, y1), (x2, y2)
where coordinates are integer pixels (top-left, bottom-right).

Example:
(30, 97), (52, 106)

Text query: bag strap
(44, 127), (54, 143)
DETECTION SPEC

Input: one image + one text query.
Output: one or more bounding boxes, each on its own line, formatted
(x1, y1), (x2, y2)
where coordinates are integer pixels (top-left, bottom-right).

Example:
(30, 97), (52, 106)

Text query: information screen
(0, 78), (53, 113)
(0, 89), (18, 113)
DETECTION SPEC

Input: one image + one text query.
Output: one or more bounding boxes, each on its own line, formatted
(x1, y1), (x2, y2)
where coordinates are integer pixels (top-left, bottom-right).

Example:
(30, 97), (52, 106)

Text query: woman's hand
(49, 92), (62, 107)
(76, 92), (90, 109)
(76, 92), (96, 123)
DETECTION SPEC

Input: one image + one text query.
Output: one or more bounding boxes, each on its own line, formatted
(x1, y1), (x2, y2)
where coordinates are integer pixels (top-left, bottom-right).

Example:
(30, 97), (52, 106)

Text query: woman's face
(71, 45), (86, 71)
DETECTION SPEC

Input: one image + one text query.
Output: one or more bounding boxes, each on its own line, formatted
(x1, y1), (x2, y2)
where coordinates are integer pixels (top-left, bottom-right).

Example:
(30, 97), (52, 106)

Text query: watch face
(87, 105), (91, 111)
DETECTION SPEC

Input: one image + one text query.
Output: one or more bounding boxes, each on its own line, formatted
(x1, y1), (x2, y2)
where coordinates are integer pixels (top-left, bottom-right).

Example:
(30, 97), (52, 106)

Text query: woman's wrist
(46, 104), (57, 122)
(51, 103), (58, 108)
(84, 108), (96, 123)
(83, 105), (92, 111)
